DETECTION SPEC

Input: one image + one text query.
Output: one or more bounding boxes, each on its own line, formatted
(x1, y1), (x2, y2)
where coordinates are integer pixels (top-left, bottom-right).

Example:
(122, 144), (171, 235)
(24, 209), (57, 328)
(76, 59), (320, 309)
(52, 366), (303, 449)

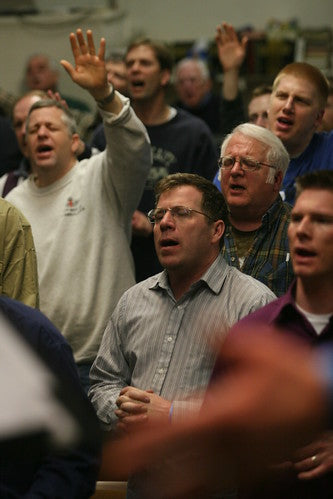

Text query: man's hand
(215, 22), (248, 101)
(215, 22), (247, 72)
(132, 210), (153, 237)
(60, 29), (123, 114)
(292, 432), (333, 480)
(115, 386), (171, 432)
(47, 89), (69, 109)
(60, 29), (107, 98)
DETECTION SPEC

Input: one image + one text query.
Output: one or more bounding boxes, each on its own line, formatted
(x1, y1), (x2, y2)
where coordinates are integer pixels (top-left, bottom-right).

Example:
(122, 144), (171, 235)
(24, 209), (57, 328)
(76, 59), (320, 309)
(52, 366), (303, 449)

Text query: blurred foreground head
(100, 327), (329, 498)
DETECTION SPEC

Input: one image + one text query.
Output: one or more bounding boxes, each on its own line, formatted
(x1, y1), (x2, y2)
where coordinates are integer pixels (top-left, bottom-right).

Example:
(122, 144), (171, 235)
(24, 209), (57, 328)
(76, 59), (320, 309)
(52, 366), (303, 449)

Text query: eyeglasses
(218, 156), (277, 172)
(147, 205), (214, 224)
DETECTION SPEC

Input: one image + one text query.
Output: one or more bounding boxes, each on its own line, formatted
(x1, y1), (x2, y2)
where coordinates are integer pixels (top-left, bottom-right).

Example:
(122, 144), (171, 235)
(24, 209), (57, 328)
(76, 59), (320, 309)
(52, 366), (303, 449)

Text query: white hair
(174, 57), (210, 83)
(218, 123), (290, 183)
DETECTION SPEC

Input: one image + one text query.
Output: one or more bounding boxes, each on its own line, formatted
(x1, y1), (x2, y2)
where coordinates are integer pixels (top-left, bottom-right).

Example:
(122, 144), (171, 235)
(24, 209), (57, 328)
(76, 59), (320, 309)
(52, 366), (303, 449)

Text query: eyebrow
(291, 210), (333, 220)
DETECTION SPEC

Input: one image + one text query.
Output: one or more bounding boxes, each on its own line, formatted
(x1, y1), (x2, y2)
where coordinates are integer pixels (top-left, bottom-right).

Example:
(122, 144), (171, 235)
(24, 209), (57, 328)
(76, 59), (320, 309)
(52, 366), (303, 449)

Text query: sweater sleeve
(98, 92), (152, 223)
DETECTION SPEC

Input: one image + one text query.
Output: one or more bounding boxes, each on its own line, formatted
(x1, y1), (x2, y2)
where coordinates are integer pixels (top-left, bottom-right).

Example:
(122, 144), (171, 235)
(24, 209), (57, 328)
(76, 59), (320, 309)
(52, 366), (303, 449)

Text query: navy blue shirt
(0, 297), (100, 498)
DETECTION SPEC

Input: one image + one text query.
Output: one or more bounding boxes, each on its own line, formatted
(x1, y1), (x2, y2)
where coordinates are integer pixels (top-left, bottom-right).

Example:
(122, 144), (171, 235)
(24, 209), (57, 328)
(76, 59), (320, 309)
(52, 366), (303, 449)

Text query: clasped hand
(115, 386), (171, 432)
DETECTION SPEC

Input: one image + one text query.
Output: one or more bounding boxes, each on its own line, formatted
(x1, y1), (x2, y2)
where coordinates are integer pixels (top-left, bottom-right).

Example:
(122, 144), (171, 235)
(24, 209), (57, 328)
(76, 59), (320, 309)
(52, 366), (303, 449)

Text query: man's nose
(131, 61), (140, 72)
(159, 210), (175, 229)
(296, 217), (312, 237)
(283, 96), (294, 113)
(230, 158), (244, 174)
(37, 125), (48, 136)
(256, 114), (268, 128)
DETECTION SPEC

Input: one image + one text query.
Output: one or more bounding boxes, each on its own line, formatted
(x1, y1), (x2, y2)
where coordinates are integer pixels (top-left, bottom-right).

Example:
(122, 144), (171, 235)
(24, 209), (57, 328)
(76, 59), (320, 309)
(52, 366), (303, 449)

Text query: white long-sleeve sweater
(7, 94), (151, 363)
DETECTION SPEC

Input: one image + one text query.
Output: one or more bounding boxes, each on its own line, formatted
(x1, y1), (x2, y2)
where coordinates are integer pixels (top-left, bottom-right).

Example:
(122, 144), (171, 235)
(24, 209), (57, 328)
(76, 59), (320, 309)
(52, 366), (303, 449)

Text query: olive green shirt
(0, 198), (39, 308)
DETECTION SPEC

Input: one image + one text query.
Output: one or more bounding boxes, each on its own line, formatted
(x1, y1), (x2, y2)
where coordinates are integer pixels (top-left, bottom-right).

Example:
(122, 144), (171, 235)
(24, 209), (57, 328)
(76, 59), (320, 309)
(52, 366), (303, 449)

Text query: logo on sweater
(64, 197), (85, 216)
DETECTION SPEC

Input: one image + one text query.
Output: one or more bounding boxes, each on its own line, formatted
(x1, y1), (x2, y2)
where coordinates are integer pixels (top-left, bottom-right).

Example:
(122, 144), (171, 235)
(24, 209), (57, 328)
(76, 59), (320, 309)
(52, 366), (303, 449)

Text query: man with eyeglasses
(217, 123), (294, 296)
(89, 172), (275, 432)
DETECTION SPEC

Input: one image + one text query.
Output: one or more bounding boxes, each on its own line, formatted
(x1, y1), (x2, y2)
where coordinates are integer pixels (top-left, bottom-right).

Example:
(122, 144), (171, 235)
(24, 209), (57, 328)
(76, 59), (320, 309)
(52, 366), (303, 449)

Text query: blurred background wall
(0, 0), (332, 108)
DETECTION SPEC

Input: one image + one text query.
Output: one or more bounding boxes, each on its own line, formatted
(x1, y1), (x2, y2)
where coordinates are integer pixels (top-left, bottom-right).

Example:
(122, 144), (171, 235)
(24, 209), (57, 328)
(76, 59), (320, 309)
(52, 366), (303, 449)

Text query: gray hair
(26, 99), (78, 136)
(174, 57), (210, 83)
(105, 50), (126, 63)
(26, 53), (59, 73)
(220, 123), (289, 182)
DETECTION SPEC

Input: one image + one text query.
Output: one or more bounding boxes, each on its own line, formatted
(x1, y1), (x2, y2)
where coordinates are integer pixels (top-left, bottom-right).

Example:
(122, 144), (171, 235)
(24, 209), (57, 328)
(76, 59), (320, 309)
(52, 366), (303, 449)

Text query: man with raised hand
(6, 29), (151, 390)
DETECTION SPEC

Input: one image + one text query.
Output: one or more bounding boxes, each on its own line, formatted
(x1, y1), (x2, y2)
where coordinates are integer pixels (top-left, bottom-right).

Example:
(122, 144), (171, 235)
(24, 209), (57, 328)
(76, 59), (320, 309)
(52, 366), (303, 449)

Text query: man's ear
(314, 109), (325, 129)
(71, 133), (81, 155)
(212, 220), (225, 245)
(160, 69), (171, 88)
(273, 170), (283, 192)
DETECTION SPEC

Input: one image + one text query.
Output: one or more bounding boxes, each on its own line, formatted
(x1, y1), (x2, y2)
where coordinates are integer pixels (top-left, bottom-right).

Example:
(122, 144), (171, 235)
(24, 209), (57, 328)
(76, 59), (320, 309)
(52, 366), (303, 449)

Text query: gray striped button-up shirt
(89, 253), (276, 428)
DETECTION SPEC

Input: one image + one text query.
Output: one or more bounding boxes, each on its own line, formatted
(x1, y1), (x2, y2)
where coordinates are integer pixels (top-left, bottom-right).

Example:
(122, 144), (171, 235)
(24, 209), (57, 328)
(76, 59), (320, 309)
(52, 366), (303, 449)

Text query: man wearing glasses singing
(89, 172), (275, 443)
(218, 123), (294, 296)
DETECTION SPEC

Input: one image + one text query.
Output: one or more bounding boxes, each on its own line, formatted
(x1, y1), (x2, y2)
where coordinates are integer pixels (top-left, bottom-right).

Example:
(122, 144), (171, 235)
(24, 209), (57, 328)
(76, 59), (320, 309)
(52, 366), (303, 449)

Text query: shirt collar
(265, 280), (299, 321)
(149, 253), (228, 296)
(260, 194), (287, 228)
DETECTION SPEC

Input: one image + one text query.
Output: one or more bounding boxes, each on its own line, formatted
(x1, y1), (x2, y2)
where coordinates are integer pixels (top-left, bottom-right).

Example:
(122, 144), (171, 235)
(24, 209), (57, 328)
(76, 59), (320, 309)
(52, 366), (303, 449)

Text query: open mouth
(277, 116), (293, 127)
(295, 248), (316, 257)
(37, 145), (52, 153)
(160, 238), (179, 248)
(230, 184), (245, 191)
(36, 144), (53, 159)
(131, 80), (144, 88)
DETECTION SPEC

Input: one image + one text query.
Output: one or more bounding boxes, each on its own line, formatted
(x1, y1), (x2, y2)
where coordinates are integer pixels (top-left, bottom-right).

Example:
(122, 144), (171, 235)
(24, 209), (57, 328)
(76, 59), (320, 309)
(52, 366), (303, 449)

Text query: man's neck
(33, 160), (76, 188)
(228, 197), (277, 231)
(168, 253), (218, 301)
(229, 209), (263, 232)
(132, 93), (171, 126)
(295, 277), (333, 314)
(286, 132), (314, 159)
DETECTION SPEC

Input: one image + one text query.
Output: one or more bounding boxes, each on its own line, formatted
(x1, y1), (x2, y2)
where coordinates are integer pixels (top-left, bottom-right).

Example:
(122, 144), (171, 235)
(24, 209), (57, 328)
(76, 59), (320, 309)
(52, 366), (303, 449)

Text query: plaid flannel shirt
(222, 195), (294, 297)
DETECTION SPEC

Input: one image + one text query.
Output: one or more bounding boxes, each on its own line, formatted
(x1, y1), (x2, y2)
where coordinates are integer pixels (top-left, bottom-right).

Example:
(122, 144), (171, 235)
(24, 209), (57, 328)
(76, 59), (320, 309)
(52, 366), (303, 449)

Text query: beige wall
(120, 0), (333, 41)
(0, 0), (332, 105)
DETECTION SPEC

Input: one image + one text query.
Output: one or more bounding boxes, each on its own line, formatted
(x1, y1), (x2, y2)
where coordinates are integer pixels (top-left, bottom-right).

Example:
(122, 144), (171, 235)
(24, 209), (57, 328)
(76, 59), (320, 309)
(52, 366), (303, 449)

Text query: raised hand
(215, 22), (248, 72)
(47, 90), (69, 109)
(60, 29), (108, 100)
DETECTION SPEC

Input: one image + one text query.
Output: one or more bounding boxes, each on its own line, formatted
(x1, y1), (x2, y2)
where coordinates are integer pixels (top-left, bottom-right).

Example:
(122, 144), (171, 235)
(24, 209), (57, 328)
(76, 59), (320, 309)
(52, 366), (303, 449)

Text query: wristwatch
(96, 84), (115, 106)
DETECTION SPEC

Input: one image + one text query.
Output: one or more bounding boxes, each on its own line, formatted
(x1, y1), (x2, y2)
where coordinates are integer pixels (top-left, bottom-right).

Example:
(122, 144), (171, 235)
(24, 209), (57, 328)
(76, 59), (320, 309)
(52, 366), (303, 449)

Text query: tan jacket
(0, 198), (39, 308)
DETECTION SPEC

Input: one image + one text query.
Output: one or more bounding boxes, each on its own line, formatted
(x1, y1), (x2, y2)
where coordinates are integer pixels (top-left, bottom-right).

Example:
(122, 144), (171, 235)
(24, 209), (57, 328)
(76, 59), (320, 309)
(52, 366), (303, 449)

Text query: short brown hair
(273, 62), (329, 108)
(125, 38), (174, 72)
(250, 84), (272, 99)
(295, 170), (333, 199)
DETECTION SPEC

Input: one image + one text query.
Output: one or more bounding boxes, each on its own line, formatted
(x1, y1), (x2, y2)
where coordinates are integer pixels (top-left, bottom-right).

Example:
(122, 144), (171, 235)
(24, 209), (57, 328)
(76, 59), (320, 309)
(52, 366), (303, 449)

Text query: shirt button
(158, 368), (164, 374)
(167, 336), (173, 342)
(231, 257), (235, 262)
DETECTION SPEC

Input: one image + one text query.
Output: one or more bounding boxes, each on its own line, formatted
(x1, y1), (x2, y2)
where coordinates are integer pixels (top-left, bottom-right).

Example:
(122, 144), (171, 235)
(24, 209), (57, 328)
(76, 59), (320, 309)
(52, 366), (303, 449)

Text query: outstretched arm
(215, 22), (247, 101)
(61, 29), (123, 114)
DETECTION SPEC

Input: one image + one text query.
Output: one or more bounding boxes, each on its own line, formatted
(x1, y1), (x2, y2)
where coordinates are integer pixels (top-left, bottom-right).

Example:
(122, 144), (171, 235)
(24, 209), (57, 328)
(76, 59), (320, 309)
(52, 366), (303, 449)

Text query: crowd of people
(0, 20), (333, 499)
